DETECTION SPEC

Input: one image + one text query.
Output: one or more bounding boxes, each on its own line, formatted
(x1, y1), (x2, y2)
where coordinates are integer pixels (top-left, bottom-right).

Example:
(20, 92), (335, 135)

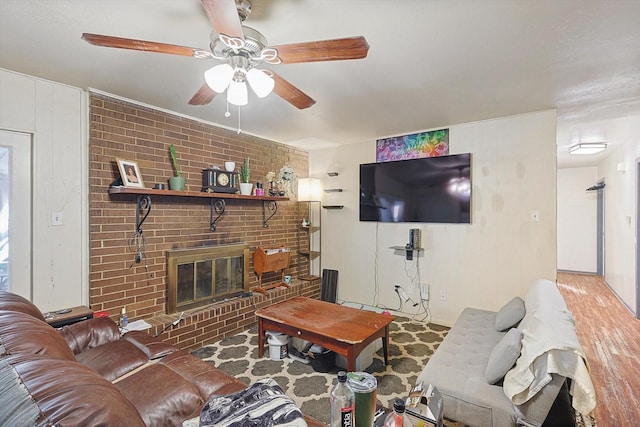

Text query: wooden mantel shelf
(108, 186), (289, 202)
(108, 186), (289, 231)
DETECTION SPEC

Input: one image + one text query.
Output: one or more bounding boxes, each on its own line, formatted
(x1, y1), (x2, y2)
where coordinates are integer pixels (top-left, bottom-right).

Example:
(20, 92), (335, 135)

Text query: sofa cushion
(485, 328), (522, 384)
(417, 307), (517, 426)
(495, 297), (525, 331)
(5, 353), (146, 426)
(158, 350), (247, 398)
(0, 311), (75, 361)
(58, 317), (121, 354)
(75, 339), (151, 381)
(0, 291), (46, 321)
(124, 330), (178, 359)
(115, 361), (206, 427)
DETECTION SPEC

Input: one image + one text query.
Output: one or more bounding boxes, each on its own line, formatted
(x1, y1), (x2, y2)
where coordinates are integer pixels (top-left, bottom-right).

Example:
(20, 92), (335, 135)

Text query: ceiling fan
(81, 0), (370, 110)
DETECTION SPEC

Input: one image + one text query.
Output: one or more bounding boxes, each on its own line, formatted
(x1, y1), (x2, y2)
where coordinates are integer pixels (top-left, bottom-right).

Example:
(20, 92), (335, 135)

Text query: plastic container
(330, 371), (355, 427)
(120, 307), (128, 328)
(347, 372), (377, 427)
(267, 331), (289, 360)
(383, 398), (414, 427)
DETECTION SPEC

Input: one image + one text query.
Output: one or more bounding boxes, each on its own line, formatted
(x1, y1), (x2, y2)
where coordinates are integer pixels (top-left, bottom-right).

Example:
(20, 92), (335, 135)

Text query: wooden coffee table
(256, 297), (394, 371)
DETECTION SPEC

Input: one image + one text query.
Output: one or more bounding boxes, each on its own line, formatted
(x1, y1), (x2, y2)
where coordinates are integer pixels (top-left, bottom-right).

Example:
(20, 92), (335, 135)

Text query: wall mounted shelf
(108, 186), (289, 231)
(322, 205), (344, 210)
(323, 188), (343, 193)
(390, 246), (423, 260)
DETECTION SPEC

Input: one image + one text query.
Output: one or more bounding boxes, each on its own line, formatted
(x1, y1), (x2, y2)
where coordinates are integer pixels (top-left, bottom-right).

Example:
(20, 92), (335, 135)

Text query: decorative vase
(239, 182), (253, 195)
(169, 176), (186, 191)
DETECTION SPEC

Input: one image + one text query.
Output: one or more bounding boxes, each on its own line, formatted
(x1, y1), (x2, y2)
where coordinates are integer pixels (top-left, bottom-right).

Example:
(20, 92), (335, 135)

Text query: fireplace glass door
(168, 244), (249, 314)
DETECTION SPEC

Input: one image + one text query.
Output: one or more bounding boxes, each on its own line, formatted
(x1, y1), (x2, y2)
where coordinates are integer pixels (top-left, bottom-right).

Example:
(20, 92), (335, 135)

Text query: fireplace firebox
(167, 244), (249, 314)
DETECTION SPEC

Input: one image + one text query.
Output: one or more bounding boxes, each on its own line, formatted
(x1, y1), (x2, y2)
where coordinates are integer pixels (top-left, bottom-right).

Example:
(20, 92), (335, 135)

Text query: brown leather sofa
(0, 291), (322, 427)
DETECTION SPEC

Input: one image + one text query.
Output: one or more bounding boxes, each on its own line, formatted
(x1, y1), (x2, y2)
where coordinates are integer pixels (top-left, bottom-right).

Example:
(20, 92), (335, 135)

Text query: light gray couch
(417, 279), (594, 427)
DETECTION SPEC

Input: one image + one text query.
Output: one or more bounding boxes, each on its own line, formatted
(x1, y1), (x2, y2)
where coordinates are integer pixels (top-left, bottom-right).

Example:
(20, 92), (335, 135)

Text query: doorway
(636, 160), (640, 319)
(0, 130), (32, 299)
(596, 179), (605, 276)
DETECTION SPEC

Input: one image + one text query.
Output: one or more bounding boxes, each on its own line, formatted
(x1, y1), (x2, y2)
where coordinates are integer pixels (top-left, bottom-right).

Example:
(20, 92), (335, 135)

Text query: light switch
(531, 211), (539, 222)
(51, 211), (63, 226)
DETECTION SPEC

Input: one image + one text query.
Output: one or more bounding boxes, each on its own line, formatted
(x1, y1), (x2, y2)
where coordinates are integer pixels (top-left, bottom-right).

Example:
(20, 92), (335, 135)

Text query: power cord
(154, 312), (184, 337)
(128, 231), (148, 270)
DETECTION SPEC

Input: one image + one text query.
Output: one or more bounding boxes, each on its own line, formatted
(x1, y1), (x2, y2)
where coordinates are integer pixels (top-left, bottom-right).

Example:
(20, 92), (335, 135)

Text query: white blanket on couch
(503, 280), (596, 415)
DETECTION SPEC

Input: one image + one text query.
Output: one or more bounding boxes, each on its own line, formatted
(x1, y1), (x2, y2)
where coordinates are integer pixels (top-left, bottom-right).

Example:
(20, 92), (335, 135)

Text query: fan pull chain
(237, 105), (242, 134)
(225, 100), (231, 118)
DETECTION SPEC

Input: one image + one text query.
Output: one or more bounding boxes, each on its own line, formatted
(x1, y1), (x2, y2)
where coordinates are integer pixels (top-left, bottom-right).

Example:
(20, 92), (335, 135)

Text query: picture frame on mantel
(117, 159), (145, 188)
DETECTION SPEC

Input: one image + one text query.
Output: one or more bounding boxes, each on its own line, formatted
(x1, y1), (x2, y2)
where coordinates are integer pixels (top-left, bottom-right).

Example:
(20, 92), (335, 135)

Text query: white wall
(557, 167), (599, 272)
(311, 110), (558, 326)
(599, 134), (640, 314)
(0, 68), (87, 311)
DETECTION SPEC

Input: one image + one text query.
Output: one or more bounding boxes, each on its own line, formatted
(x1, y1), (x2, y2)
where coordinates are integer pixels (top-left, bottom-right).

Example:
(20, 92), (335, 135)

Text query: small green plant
(169, 144), (182, 177)
(239, 158), (250, 183)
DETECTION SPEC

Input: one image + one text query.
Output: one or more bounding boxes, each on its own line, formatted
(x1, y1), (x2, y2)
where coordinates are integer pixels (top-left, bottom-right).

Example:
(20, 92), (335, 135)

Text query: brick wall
(89, 93), (319, 350)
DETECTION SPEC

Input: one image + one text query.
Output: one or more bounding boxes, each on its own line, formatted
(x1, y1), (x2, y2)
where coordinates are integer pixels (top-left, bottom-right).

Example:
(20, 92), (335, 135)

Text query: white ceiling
(1, 1), (639, 168)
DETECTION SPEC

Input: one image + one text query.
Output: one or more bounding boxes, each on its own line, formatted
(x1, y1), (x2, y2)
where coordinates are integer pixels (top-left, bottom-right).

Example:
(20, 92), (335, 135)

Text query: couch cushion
(485, 328), (522, 384)
(0, 291), (46, 321)
(495, 297), (525, 331)
(418, 307), (517, 426)
(4, 353), (146, 426)
(0, 311), (75, 361)
(124, 330), (178, 359)
(58, 317), (121, 354)
(159, 350), (246, 398)
(115, 361), (206, 427)
(75, 339), (151, 381)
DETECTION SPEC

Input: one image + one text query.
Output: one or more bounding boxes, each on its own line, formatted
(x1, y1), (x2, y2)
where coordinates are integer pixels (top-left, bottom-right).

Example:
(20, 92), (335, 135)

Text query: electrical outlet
(420, 284), (429, 301)
(439, 290), (447, 302)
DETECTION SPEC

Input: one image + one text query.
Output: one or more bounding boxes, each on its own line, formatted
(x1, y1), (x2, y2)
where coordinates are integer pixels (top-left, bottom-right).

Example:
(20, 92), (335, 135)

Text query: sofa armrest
(123, 331), (177, 359)
(58, 317), (121, 354)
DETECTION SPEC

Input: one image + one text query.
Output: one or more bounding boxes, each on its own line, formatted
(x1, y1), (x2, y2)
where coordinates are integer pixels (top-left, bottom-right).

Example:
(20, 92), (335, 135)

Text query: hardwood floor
(556, 272), (640, 427)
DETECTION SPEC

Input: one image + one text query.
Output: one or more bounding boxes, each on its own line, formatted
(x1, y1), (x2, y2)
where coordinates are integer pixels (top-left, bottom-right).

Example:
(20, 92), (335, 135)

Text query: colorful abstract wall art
(376, 128), (449, 162)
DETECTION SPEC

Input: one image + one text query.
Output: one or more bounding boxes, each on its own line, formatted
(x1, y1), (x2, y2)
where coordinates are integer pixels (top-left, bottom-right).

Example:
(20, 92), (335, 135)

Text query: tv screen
(359, 153), (471, 223)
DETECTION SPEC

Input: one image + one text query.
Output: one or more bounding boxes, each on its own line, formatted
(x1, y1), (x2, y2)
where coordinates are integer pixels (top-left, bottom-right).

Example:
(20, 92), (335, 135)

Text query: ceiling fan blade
(271, 36), (369, 64)
(201, 0), (245, 40)
(271, 72), (316, 109)
(81, 33), (213, 59)
(189, 84), (218, 105)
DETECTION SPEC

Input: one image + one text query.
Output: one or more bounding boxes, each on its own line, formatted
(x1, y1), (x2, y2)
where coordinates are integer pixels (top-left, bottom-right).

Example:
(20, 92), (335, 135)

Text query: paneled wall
(89, 92), (317, 349)
(0, 68), (87, 311)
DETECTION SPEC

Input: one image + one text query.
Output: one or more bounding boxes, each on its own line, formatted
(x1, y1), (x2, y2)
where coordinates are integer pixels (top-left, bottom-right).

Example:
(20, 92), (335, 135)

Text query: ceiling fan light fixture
(204, 63), (234, 93)
(568, 142), (607, 155)
(246, 68), (274, 98)
(227, 79), (248, 106)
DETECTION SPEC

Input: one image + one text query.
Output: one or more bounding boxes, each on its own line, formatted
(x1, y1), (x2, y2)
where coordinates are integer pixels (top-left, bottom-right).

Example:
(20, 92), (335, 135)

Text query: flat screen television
(359, 153), (471, 223)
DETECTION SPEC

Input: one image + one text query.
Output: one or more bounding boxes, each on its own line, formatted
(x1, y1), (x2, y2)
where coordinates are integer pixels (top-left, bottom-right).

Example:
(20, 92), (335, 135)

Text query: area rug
(192, 317), (596, 426)
(192, 317), (448, 425)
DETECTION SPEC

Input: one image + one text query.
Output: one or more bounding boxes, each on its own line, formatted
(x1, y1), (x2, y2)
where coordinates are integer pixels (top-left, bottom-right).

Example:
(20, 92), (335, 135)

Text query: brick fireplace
(88, 92), (319, 350)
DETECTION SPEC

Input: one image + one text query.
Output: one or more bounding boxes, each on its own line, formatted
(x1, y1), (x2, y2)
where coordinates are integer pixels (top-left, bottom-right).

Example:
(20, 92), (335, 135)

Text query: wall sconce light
(298, 178), (322, 202)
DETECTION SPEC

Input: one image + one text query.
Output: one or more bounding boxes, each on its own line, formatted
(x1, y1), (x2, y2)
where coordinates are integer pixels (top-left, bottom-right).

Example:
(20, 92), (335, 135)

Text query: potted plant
(169, 144), (186, 191)
(239, 158), (253, 195)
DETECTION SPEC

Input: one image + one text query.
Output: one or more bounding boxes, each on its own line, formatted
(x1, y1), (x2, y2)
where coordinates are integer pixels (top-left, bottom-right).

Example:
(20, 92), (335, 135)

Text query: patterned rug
(192, 317), (448, 425)
(192, 317), (596, 426)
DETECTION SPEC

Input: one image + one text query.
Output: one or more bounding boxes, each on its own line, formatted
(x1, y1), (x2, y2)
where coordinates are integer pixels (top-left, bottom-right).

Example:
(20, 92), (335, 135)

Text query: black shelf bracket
(209, 199), (226, 231)
(262, 200), (278, 228)
(135, 194), (152, 235)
